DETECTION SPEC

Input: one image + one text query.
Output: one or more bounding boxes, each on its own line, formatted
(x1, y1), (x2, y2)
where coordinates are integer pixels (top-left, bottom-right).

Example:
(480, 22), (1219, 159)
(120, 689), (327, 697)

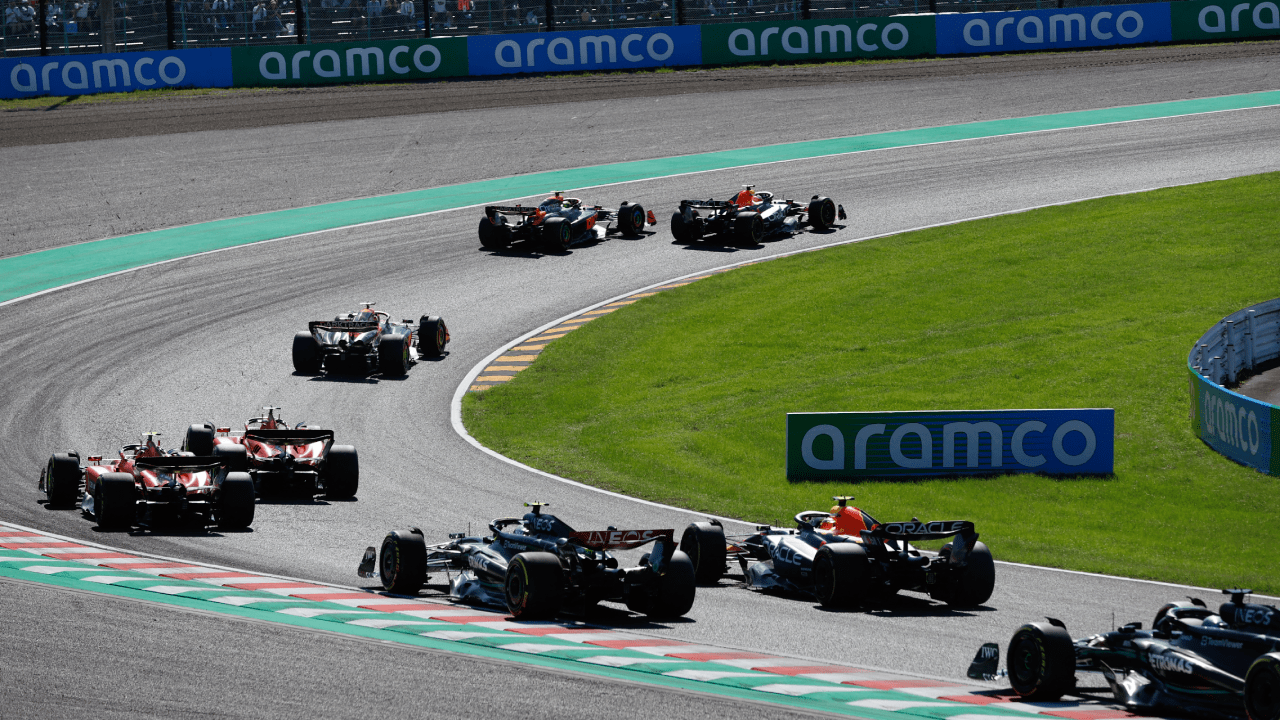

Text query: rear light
(216, 428), (230, 433)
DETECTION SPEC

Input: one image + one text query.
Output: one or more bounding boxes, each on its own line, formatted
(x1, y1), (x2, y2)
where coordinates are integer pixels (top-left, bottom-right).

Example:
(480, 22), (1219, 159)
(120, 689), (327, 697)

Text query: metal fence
(0, 0), (1171, 56)
(1190, 298), (1280, 388)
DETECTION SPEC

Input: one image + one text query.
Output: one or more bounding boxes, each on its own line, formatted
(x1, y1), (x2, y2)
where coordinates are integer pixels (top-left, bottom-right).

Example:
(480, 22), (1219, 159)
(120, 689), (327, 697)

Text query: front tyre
(542, 217), (572, 253)
(418, 316), (448, 358)
(813, 543), (867, 608)
(216, 472), (255, 529)
(617, 202), (646, 236)
(1007, 622), (1075, 701)
(505, 552), (564, 620)
(946, 541), (995, 607)
(44, 453), (82, 507)
(807, 196), (837, 230)
(733, 212), (764, 246)
(378, 334), (410, 377)
(323, 445), (359, 499)
(292, 331), (322, 374)
(680, 522), (726, 585)
(643, 550), (697, 619)
(1247, 653), (1280, 720)
(380, 529), (427, 595)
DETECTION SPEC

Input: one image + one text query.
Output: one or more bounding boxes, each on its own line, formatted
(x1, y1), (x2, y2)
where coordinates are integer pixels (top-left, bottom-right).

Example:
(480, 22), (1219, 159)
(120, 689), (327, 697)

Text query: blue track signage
(1, 48), (231, 99)
(935, 3), (1170, 54)
(786, 409), (1115, 479)
(467, 25), (700, 75)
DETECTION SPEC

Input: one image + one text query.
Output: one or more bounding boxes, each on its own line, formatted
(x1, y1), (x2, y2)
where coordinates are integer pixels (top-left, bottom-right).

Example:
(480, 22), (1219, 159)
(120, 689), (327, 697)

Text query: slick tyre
(378, 334), (410, 377)
(670, 209), (703, 242)
(947, 541), (995, 608)
(216, 472), (255, 529)
(380, 529), (427, 595)
(44, 453), (81, 507)
(733, 212), (764, 245)
(1246, 654), (1280, 720)
(212, 443), (248, 474)
(617, 202), (646, 237)
(680, 522), (727, 585)
(813, 543), (867, 609)
(95, 473), (136, 530)
(643, 550), (697, 619)
(807, 196), (837, 230)
(505, 552), (564, 620)
(479, 217), (512, 250)
(543, 217), (572, 253)
(1007, 622), (1075, 701)
(292, 331), (322, 374)
(323, 445), (359, 499)
(418, 316), (448, 358)
(184, 423), (215, 456)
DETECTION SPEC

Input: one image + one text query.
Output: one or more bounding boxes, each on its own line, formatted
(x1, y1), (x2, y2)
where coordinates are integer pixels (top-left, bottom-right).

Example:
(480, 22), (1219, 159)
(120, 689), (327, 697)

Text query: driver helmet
(821, 504), (868, 536)
(140, 433), (163, 457)
(734, 187), (757, 208)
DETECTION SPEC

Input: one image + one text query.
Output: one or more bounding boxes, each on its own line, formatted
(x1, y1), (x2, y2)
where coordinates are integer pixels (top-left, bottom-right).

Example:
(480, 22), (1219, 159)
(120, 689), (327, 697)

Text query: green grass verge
(464, 172), (1280, 595)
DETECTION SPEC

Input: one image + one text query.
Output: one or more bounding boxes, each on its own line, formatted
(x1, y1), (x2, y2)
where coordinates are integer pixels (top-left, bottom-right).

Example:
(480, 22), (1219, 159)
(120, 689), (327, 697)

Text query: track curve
(4, 52), (1280, 715)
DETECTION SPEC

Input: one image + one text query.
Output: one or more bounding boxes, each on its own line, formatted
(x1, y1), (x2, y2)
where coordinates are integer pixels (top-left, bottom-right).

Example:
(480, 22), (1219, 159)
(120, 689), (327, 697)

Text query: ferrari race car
(184, 407), (358, 499)
(40, 432), (255, 530)
(969, 589), (1280, 720)
(680, 497), (994, 609)
(292, 303), (449, 376)
(670, 185), (845, 245)
(359, 502), (696, 620)
(479, 192), (656, 252)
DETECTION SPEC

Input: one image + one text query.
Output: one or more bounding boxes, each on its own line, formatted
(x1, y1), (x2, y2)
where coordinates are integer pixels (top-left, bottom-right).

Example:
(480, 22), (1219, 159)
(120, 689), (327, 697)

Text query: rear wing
(244, 429), (335, 445)
(868, 520), (975, 542)
(135, 456), (227, 472)
(567, 529), (674, 551)
(309, 320), (380, 334)
(679, 199), (734, 210)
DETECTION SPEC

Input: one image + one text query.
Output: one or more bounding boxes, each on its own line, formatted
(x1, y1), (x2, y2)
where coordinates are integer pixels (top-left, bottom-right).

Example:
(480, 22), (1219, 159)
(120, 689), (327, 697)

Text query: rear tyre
(379, 529), (427, 595)
(1246, 653), (1280, 720)
(323, 445), (359, 499)
(617, 203), (646, 236)
(641, 550), (697, 619)
(418, 316), (448, 358)
(479, 217), (512, 250)
(680, 522), (727, 585)
(216, 472), (255, 529)
(45, 453), (82, 507)
(543, 217), (572, 253)
(184, 423), (215, 456)
(813, 543), (867, 608)
(947, 541), (995, 607)
(733, 212), (764, 245)
(1007, 622), (1075, 701)
(96, 473), (136, 530)
(292, 331), (321, 374)
(505, 552), (565, 620)
(807, 196), (837, 230)
(378, 334), (410, 377)
(212, 443), (248, 474)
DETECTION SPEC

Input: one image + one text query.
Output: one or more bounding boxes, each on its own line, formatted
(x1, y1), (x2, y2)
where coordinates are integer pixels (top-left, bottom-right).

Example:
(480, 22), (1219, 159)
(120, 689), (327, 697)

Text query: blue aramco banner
(1, 48), (231, 99)
(467, 25), (701, 75)
(786, 409), (1115, 479)
(1189, 369), (1275, 473)
(936, 3), (1171, 54)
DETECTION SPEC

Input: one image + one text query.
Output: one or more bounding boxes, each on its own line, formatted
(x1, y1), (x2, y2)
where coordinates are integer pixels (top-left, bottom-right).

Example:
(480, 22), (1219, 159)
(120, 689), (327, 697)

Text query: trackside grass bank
(463, 173), (1280, 594)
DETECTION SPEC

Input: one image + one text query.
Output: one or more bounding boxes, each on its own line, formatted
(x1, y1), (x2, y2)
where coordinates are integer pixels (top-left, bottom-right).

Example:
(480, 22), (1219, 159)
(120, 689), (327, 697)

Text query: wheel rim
(380, 543), (397, 584)
(1010, 637), (1040, 687)
(1250, 664), (1280, 718)
(401, 340), (409, 369)
(436, 325), (445, 351)
(752, 218), (763, 242)
(506, 565), (526, 606)
(823, 200), (835, 225)
(560, 224), (571, 247)
(813, 555), (834, 602)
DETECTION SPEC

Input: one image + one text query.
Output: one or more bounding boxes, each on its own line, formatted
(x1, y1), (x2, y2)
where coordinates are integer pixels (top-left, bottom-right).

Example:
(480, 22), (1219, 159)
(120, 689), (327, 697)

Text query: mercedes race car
(359, 502), (696, 620)
(479, 192), (656, 252)
(183, 407), (358, 499)
(292, 303), (449, 376)
(670, 185), (845, 245)
(969, 589), (1280, 720)
(40, 432), (255, 530)
(680, 497), (994, 609)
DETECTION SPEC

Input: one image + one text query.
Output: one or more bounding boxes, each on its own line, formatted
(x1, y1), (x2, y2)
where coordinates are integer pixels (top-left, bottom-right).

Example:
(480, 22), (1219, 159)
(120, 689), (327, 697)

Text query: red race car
(183, 407), (358, 499)
(40, 432), (255, 530)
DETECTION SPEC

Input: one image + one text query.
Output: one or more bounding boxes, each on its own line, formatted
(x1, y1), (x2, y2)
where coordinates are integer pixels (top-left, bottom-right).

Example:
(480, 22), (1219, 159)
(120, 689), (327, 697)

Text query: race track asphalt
(2, 46), (1279, 718)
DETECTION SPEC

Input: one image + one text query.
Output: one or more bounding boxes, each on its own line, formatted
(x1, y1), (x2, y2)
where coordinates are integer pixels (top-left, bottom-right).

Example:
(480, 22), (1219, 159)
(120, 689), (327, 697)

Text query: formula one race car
(670, 185), (845, 245)
(968, 590), (1280, 720)
(183, 407), (358, 499)
(680, 497), (994, 609)
(292, 303), (448, 376)
(359, 502), (696, 620)
(479, 192), (656, 252)
(40, 432), (255, 530)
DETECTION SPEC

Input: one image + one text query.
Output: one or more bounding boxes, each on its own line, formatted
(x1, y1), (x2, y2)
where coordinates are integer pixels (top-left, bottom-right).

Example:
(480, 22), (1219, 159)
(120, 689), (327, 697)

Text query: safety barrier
(1188, 298), (1280, 475)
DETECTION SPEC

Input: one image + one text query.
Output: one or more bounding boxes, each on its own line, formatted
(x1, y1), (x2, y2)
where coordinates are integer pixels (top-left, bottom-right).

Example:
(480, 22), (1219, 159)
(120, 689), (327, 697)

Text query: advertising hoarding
(2, 48), (230, 99)
(230, 38), (468, 86)
(467, 25), (700, 75)
(702, 17), (934, 64)
(1171, 0), (1280, 40)
(935, 3), (1170, 54)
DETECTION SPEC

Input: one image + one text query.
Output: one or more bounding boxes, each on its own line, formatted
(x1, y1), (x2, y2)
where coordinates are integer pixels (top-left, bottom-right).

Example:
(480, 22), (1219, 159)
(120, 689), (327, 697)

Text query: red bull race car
(680, 496), (994, 609)
(479, 192), (655, 252)
(40, 432), (255, 530)
(292, 303), (448, 376)
(359, 502), (695, 620)
(183, 407), (358, 499)
(670, 185), (844, 245)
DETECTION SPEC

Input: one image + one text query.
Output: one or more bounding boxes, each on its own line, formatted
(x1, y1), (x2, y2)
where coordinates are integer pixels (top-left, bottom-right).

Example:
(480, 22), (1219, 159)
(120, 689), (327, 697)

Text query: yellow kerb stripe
(484, 365), (528, 372)
(496, 355), (538, 362)
(477, 375), (515, 381)
(512, 344), (546, 351)
(606, 300), (637, 307)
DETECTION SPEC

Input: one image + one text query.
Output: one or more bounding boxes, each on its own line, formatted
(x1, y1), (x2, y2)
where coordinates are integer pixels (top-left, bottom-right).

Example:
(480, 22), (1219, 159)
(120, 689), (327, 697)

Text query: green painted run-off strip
(4, 90), (1278, 305)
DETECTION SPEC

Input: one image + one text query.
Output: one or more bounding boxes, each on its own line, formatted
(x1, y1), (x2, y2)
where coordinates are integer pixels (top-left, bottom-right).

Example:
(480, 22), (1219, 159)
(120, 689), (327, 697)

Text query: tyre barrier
(1188, 297), (1280, 475)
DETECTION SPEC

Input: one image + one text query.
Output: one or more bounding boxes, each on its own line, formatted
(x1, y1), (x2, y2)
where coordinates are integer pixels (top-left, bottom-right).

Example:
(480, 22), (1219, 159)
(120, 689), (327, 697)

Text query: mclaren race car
(292, 302), (448, 376)
(183, 407), (358, 499)
(680, 497), (994, 609)
(359, 502), (696, 620)
(40, 432), (255, 530)
(479, 192), (656, 252)
(969, 589), (1280, 720)
(670, 185), (845, 245)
